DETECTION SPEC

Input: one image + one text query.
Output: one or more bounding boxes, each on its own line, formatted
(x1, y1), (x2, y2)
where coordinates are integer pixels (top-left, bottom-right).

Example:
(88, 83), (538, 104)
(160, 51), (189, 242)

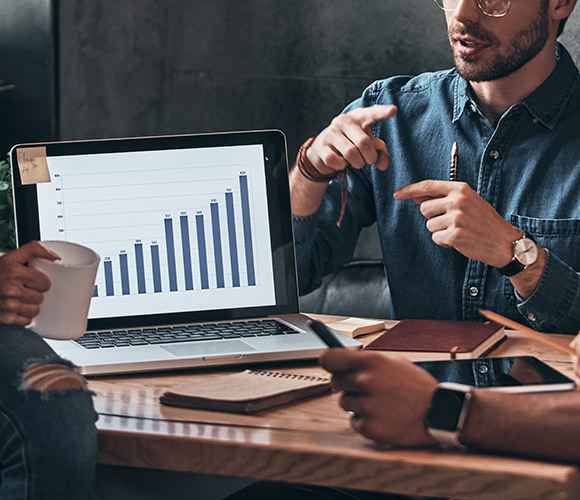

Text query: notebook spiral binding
(251, 370), (329, 382)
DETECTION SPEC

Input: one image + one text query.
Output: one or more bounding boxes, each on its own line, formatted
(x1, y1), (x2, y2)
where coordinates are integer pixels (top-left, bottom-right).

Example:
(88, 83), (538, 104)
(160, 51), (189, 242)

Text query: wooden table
(91, 318), (580, 500)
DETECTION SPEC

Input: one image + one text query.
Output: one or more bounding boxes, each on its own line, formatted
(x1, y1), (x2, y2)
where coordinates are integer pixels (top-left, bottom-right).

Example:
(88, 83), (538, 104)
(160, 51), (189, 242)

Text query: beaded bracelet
(294, 136), (348, 228)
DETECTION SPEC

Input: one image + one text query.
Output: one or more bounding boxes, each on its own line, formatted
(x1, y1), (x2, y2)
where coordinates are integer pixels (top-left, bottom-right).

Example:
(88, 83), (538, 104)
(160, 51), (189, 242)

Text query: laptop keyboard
(74, 319), (301, 349)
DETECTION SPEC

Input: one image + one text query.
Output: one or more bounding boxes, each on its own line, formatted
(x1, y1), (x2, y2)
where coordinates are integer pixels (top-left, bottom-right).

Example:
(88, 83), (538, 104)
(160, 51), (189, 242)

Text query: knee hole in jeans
(19, 362), (88, 394)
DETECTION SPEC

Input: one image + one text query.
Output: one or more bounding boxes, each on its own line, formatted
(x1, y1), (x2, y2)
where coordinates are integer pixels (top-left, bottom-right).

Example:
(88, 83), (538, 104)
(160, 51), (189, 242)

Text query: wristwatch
(496, 234), (538, 277)
(425, 382), (473, 448)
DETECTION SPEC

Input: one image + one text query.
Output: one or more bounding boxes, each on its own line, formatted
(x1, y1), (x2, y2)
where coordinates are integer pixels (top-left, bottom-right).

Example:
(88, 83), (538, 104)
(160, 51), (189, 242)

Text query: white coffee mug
(28, 240), (100, 340)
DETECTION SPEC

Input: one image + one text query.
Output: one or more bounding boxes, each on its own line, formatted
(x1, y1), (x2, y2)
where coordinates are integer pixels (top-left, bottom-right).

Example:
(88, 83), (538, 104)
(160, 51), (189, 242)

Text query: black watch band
(496, 258), (525, 277)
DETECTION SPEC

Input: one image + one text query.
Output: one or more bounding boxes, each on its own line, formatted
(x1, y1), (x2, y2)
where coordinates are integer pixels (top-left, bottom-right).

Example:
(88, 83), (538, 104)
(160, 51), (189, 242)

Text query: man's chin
(454, 59), (485, 82)
(454, 54), (501, 83)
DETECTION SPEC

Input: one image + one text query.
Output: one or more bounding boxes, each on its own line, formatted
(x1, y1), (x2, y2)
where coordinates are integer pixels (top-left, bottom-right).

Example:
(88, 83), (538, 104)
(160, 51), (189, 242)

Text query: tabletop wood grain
(90, 316), (580, 499)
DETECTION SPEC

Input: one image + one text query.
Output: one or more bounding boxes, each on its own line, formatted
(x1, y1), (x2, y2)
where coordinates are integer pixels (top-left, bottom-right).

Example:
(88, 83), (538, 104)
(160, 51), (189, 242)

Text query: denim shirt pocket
(503, 214), (580, 305)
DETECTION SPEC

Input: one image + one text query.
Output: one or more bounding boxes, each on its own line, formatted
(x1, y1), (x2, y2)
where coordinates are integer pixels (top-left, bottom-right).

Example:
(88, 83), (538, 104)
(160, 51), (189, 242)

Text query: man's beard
(450, 3), (551, 82)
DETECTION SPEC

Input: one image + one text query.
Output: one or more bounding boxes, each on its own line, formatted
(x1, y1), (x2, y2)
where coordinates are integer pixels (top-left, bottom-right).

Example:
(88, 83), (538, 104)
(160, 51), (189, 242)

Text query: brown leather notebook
(364, 319), (505, 360)
(160, 369), (332, 414)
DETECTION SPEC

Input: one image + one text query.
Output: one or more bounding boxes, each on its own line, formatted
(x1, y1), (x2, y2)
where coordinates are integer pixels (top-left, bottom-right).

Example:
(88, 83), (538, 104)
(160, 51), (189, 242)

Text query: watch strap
(496, 258), (525, 277)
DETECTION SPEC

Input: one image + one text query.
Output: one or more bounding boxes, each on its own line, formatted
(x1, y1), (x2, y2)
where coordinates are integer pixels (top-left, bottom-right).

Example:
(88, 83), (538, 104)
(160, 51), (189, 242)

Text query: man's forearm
(461, 389), (580, 462)
(289, 165), (329, 216)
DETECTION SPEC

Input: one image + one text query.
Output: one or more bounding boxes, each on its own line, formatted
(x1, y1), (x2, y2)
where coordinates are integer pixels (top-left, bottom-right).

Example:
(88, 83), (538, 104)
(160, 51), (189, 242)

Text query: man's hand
(0, 241), (60, 325)
(319, 349), (438, 446)
(394, 180), (524, 267)
(306, 105), (397, 176)
(290, 105), (397, 216)
(394, 180), (547, 297)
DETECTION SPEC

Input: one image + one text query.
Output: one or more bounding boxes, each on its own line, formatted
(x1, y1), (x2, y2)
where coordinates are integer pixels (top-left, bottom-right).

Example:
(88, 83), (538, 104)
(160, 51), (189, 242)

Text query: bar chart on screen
(35, 145), (276, 318)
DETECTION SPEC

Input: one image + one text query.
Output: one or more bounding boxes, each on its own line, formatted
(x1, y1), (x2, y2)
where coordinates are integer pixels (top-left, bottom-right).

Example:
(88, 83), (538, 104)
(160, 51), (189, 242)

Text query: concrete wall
(561, 6), (580, 62)
(56, 0), (580, 161)
(2, 1), (579, 161)
(57, 0), (453, 160)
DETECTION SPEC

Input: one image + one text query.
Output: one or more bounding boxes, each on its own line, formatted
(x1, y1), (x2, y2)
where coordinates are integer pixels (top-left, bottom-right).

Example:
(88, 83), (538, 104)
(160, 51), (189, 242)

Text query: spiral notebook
(160, 369), (332, 414)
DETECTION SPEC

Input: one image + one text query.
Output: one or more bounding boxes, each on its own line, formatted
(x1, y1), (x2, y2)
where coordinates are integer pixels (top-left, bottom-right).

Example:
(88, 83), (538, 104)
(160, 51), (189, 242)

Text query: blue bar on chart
(210, 201), (225, 288)
(104, 259), (114, 296)
(239, 174), (256, 286)
(134, 242), (146, 294)
(151, 243), (162, 293)
(180, 214), (194, 291)
(164, 218), (178, 292)
(225, 191), (240, 287)
(196, 213), (210, 289)
(119, 252), (130, 295)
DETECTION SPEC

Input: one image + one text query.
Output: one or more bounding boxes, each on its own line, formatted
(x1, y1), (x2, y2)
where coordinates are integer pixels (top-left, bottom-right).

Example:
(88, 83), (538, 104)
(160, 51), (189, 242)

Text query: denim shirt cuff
(292, 213), (320, 245)
(516, 250), (580, 333)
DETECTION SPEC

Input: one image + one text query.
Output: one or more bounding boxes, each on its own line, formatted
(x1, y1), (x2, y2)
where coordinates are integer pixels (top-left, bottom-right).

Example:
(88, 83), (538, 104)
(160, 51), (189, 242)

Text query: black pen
(307, 319), (345, 348)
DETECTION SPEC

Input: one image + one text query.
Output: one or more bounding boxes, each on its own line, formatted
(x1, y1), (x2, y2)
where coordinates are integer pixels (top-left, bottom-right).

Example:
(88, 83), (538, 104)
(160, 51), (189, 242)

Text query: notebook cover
(160, 369), (332, 414)
(364, 319), (505, 354)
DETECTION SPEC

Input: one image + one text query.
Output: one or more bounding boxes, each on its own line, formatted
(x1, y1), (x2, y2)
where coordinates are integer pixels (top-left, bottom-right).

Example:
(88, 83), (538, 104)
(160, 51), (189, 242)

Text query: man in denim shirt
(226, 1), (580, 499)
(292, 0), (580, 334)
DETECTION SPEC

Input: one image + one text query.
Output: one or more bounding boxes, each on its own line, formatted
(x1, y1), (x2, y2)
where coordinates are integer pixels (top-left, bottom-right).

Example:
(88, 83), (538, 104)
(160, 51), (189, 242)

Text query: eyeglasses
(433, 0), (511, 17)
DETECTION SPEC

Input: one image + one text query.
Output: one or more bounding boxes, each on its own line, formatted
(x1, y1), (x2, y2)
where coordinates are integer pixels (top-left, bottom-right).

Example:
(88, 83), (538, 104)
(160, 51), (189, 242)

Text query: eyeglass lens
(434, 0), (510, 17)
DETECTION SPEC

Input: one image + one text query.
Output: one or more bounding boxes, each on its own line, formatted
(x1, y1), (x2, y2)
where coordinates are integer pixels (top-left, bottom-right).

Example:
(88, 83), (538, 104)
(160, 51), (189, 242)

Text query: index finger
(319, 349), (369, 374)
(394, 179), (451, 201)
(2, 241), (61, 265)
(349, 105), (398, 132)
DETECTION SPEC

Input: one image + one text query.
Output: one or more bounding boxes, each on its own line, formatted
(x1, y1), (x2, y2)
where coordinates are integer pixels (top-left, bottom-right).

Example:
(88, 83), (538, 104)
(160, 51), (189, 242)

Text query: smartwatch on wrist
(425, 382), (473, 449)
(496, 233), (538, 277)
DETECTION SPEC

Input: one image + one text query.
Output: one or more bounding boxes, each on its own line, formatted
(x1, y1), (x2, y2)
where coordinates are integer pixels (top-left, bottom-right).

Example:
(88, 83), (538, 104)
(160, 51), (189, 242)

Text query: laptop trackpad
(161, 340), (257, 357)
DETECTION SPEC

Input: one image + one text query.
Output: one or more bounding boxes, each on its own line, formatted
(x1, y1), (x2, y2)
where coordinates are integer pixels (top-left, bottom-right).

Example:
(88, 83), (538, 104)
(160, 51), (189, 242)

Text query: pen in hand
(307, 319), (345, 348)
(449, 142), (458, 182)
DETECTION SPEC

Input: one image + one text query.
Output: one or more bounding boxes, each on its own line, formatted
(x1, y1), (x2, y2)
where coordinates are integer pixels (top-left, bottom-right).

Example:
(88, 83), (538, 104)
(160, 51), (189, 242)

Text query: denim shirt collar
(452, 42), (579, 129)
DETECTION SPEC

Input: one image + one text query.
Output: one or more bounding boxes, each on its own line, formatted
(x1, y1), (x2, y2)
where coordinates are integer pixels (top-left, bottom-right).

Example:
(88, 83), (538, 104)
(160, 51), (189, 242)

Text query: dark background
(2, 0), (579, 161)
(0, 0), (451, 159)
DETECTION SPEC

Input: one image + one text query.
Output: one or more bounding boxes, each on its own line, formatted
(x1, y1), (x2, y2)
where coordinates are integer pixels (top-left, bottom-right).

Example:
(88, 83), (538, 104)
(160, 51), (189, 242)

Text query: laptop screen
(11, 130), (299, 330)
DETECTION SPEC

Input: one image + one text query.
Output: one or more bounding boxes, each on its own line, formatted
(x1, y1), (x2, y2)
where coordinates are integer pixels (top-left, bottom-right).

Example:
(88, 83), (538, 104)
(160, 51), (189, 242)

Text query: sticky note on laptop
(16, 147), (51, 185)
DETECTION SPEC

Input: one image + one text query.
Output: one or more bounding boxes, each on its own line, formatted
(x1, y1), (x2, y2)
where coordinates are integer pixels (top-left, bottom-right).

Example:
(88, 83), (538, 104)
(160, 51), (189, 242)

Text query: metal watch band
(425, 382), (473, 449)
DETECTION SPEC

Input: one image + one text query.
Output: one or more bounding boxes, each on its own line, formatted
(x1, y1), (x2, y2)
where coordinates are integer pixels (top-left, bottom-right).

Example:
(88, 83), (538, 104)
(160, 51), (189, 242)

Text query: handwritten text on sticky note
(17, 147), (51, 185)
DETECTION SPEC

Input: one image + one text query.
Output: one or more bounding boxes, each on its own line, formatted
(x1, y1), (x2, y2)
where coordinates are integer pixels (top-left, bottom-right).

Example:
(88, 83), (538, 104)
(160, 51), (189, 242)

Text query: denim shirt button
(490, 150), (500, 160)
(478, 365), (489, 374)
(469, 102), (477, 113)
(468, 286), (479, 297)
(527, 313), (537, 322)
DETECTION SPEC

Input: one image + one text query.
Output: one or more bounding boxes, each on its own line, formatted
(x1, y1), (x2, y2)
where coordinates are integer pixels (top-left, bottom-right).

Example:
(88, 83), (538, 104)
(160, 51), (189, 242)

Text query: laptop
(10, 130), (360, 376)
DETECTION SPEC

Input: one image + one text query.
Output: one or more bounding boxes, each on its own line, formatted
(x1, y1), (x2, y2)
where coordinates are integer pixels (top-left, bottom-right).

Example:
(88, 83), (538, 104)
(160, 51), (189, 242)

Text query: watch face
(514, 237), (538, 266)
(428, 388), (467, 431)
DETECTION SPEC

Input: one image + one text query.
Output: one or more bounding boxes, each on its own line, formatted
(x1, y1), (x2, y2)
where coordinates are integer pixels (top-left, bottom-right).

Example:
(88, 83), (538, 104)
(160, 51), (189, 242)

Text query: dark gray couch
(298, 224), (392, 320)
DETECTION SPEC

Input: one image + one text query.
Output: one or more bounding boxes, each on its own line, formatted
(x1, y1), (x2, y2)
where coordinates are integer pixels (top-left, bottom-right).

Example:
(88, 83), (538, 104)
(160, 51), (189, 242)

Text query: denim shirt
(294, 43), (580, 334)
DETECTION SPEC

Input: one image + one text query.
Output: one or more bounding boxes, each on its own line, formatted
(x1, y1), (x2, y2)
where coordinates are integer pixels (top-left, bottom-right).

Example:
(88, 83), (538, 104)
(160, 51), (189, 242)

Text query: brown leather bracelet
(293, 136), (348, 228)
(295, 137), (342, 182)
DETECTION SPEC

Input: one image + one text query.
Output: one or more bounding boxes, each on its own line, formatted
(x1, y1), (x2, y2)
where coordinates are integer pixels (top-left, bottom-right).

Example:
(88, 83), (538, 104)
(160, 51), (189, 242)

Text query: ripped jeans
(0, 325), (98, 499)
